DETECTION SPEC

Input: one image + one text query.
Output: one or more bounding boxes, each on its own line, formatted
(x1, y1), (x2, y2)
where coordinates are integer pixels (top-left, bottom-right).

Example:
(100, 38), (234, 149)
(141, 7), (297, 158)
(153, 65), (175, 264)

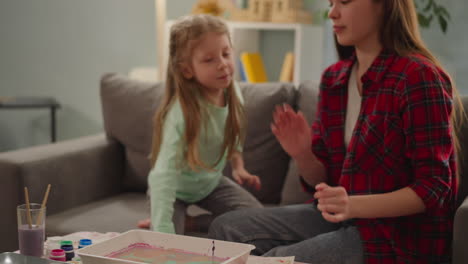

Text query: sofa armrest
(453, 196), (468, 264)
(0, 133), (125, 214)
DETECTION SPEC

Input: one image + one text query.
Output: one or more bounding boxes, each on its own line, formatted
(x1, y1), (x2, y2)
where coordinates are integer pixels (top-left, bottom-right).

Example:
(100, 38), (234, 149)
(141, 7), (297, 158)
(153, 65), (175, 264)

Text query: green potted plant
(415, 0), (450, 33)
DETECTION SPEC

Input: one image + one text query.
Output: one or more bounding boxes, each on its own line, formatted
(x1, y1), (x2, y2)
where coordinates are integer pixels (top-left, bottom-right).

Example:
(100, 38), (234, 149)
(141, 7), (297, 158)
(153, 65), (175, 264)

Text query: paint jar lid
(50, 249), (65, 257)
(60, 240), (73, 246)
(79, 239), (92, 247)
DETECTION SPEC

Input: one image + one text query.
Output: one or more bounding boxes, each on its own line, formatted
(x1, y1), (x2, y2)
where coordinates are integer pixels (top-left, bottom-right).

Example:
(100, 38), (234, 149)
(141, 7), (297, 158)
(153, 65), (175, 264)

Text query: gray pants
(208, 204), (364, 264)
(172, 176), (263, 234)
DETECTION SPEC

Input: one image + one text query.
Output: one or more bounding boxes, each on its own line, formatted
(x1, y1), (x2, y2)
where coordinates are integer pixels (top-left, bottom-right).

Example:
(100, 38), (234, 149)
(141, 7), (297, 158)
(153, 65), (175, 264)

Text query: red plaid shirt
(310, 50), (457, 263)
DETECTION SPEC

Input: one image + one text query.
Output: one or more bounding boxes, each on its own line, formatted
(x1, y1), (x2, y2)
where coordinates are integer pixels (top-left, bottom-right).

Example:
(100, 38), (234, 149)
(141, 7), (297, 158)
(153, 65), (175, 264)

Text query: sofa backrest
(222, 82), (297, 204)
(457, 96), (468, 205)
(100, 73), (311, 204)
(101, 74), (467, 207)
(280, 80), (319, 205)
(100, 73), (164, 192)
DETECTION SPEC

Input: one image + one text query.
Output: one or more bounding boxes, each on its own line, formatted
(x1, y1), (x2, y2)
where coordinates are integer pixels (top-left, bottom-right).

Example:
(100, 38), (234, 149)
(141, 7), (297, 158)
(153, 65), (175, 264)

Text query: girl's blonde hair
(335, 0), (464, 184)
(150, 14), (245, 171)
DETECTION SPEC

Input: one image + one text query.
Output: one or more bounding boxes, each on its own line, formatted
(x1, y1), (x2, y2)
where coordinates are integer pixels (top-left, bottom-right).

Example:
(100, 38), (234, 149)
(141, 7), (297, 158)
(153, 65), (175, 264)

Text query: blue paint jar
(78, 239), (92, 249)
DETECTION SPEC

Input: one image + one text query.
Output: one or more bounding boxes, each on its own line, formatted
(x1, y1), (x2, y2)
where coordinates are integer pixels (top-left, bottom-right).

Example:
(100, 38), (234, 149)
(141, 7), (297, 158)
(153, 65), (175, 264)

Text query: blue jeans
(208, 204), (364, 264)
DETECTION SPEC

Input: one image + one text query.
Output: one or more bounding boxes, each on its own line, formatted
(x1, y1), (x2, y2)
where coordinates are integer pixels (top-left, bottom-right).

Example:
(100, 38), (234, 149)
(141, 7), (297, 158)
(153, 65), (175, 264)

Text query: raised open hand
(270, 104), (312, 159)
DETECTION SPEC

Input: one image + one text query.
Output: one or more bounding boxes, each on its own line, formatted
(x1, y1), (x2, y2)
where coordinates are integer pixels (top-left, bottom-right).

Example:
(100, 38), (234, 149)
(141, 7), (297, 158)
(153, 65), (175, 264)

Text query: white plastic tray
(77, 229), (255, 264)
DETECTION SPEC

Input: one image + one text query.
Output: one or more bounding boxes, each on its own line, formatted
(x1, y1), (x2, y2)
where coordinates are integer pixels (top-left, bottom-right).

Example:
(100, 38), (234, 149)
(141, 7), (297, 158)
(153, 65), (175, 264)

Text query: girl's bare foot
(137, 218), (151, 229)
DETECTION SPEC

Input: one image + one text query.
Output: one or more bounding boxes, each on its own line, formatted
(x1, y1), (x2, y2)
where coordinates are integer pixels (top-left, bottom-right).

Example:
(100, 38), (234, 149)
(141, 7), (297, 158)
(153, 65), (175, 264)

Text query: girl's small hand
(232, 168), (261, 190)
(314, 183), (351, 223)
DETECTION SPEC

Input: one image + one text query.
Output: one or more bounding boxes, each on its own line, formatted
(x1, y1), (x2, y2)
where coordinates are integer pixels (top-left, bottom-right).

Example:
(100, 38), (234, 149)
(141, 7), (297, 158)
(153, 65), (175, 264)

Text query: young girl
(209, 0), (462, 263)
(139, 14), (262, 234)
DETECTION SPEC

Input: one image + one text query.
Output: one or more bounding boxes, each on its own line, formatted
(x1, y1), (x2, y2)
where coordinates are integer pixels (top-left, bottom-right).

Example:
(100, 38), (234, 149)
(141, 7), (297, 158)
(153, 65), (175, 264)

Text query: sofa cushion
(224, 82), (297, 204)
(101, 73), (164, 191)
(296, 80), (320, 124)
(47, 192), (149, 235)
(280, 80), (319, 205)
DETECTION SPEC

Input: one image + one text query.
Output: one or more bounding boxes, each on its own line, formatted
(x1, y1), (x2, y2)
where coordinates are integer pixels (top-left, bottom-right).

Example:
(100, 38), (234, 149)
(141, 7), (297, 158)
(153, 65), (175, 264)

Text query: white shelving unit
(161, 20), (324, 86)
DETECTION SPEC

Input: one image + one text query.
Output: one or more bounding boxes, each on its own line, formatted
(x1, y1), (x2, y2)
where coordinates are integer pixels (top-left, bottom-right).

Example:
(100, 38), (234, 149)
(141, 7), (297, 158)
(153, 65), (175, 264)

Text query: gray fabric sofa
(1, 73), (467, 264)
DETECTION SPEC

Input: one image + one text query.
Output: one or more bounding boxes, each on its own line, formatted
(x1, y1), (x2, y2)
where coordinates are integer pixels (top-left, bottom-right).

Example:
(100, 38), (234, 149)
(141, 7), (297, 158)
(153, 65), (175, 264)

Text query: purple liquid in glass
(18, 224), (44, 257)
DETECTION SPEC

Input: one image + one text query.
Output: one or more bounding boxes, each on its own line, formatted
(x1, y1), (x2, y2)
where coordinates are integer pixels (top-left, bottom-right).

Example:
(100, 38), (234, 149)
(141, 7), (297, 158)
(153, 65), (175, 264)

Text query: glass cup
(17, 203), (46, 257)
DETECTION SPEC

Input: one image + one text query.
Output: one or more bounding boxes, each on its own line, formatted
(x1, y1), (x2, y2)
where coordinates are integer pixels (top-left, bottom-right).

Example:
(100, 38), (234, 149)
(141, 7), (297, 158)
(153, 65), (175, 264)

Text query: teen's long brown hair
(150, 14), (245, 171)
(335, 0), (464, 186)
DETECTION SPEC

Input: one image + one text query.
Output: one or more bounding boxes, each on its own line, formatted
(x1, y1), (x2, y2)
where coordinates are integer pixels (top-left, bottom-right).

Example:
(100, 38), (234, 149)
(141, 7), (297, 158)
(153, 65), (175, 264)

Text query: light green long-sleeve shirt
(148, 86), (243, 234)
